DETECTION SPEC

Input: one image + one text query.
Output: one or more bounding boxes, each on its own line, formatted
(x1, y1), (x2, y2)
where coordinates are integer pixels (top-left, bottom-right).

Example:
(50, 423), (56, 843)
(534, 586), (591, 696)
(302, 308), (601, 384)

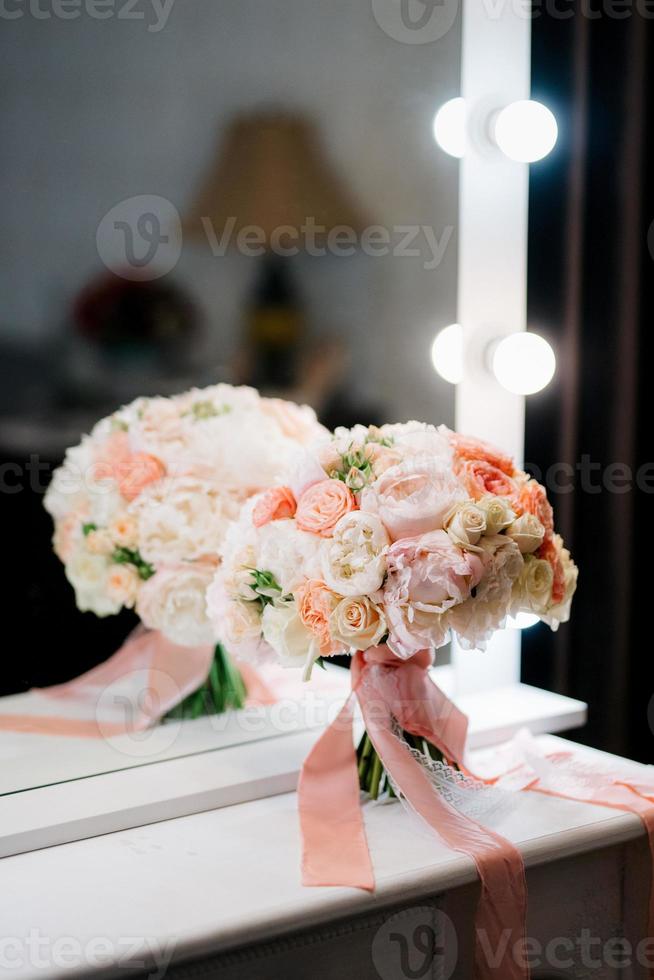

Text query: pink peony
(383, 530), (485, 658)
(295, 479), (356, 538)
(252, 487), (297, 528)
(361, 457), (465, 541)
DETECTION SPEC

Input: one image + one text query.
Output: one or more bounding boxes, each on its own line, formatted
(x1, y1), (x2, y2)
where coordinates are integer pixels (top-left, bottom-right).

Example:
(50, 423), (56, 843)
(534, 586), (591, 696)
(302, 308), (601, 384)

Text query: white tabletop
(0, 735), (645, 979)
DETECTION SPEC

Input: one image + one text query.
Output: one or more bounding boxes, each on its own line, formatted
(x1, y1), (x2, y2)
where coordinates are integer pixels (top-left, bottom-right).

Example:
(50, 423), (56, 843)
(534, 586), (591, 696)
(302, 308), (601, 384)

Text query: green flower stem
(356, 728), (447, 799)
(164, 643), (247, 721)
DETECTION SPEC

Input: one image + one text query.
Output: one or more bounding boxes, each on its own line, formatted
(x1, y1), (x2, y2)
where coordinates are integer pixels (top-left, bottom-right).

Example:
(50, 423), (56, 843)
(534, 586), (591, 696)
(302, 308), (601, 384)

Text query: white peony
(321, 511), (389, 596)
(65, 549), (122, 617)
(255, 519), (322, 595)
(44, 437), (95, 521)
(130, 475), (240, 566)
(137, 563), (216, 646)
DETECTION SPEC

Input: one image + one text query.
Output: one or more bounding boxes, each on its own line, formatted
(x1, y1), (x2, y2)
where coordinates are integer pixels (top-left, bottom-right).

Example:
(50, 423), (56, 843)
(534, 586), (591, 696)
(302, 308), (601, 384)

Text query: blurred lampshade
(183, 111), (368, 247)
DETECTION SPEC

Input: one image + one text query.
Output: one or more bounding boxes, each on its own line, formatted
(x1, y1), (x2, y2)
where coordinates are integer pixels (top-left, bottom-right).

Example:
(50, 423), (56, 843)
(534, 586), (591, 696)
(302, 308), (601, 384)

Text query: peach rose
(252, 487), (297, 528)
(457, 459), (519, 502)
(296, 579), (341, 655)
(295, 480), (356, 538)
(117, 453), (166, 502)
(93, 433), (165, 503)
(537, 535), (566, 604)
(516, 480), (554, 535)
(451, 433), (516, 476)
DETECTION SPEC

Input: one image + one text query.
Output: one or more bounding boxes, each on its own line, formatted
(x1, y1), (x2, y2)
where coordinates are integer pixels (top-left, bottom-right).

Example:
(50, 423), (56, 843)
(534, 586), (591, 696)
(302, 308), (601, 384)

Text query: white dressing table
(1, 735), (649, 980)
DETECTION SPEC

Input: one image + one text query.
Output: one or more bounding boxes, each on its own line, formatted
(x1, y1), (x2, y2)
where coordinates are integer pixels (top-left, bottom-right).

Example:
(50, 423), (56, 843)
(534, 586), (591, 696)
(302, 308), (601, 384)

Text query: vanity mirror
(0, 0), (470, 848)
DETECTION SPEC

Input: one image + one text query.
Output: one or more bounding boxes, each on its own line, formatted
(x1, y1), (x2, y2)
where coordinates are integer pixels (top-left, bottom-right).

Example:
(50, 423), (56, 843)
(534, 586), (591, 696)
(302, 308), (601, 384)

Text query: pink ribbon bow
(298, 647), (530, 980)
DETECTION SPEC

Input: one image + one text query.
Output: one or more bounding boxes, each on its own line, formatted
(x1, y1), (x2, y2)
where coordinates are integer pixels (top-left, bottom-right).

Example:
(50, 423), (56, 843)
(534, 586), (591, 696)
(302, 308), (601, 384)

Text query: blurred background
(0, 0), (460, 695)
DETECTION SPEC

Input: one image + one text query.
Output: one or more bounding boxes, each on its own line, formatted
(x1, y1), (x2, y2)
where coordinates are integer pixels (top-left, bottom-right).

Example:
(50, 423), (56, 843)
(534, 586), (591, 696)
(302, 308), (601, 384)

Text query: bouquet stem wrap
(298, 646), (529, 980)
(0, 629), (275, 738)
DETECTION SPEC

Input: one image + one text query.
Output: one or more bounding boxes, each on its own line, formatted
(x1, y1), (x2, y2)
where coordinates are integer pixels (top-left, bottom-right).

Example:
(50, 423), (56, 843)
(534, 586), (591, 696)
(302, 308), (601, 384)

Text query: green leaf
(184, 400), (232, 421)
(111, 547), (155, 581)
(82, 523), (98, 536)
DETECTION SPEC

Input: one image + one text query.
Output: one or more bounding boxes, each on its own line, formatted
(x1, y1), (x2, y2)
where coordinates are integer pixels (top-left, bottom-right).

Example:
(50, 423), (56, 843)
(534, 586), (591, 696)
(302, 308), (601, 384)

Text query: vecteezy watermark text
(200, 216), (454, 270)
(0, 0), (175, 30)
(95, 194), (456, 279)
(0, 930), (176, 978)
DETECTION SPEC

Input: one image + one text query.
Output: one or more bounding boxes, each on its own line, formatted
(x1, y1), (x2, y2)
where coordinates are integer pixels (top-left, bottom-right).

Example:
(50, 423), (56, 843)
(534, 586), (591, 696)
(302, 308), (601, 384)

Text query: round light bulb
(507, 612), (540, 630)
(433, 98), (466, 159)
(431, 323), (463, 384)
(492, 332), (556, 396)
(493, 100), (558, 163)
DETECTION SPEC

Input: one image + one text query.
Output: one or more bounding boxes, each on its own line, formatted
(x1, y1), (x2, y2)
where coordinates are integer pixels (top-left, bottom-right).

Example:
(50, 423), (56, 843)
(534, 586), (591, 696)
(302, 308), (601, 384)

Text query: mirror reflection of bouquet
(208, 421), (577, 794)
(44, 384), (325, 719)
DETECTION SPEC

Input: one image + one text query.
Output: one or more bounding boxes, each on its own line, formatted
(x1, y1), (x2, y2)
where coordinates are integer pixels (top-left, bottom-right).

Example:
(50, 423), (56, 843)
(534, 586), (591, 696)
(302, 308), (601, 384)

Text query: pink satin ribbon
(0, 629), (276, 738)
(299, 647), (529, 980)
(496, 748), (654, 974)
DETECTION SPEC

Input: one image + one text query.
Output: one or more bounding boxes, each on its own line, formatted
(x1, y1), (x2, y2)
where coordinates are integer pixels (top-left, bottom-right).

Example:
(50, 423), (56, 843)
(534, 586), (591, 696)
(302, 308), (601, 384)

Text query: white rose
(65, 549), (121, 617)
(85, 528), (114, 556)
(505, 513), (545, 554)
(130, 476), (240, 566)
(445, 503), (487, 550)
(261, 600), (316, 669)
(106, 564), (140, 609)
(478, 495), (516, 535)
(513, 556), (554, 614)
(108, 514), (139, 549)
(320, 511), (389, 596)
(137, 563), (215, 647)
(329, 596), (387, 651)
(256, 520), (322, 594)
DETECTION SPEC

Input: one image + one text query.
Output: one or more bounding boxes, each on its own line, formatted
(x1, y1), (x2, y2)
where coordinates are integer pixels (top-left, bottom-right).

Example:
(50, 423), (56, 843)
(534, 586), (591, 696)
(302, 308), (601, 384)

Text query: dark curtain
(523, 4), (654, 762)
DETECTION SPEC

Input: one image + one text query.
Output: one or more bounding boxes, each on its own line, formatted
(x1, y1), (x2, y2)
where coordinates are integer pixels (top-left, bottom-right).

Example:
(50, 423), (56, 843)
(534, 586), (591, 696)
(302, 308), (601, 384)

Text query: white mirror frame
(454, 0), (534, 697)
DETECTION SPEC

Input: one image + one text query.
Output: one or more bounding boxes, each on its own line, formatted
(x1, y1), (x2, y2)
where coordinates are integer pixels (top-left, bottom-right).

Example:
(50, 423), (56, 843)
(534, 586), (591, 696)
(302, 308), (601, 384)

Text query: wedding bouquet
(208, 421), (577, 789)
(44, 384), (325, 718)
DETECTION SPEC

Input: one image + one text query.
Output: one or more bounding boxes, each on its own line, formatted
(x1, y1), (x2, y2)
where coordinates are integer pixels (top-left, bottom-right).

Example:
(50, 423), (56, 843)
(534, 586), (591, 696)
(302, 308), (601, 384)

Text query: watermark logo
(371, 0), (459, 44)
(0, 0), (175, 31)
(372, 906), (458, 980)
(96, 194), (181, 281)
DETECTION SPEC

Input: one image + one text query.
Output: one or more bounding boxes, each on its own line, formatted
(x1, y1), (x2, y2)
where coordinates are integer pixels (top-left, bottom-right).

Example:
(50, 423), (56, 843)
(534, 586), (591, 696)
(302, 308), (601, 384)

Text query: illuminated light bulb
(433, 98), (466, 159)
(493, 100), (558, 163)
(492, 332), (556, 395)
(507, 612), (540, 630)
(431, 323), (463, 384)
